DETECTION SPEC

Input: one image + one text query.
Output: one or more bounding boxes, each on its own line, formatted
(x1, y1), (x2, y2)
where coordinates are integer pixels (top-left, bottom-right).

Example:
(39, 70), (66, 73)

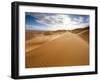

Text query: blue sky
(25, 12), (89, 31)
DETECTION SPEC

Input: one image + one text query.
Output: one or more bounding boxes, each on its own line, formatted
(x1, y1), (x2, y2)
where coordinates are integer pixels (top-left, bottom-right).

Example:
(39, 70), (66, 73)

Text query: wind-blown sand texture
(25, 27), (89, 68)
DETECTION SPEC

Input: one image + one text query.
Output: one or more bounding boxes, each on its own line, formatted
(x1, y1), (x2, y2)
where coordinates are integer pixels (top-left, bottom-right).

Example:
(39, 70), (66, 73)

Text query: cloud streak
(25, 12), (89, 31)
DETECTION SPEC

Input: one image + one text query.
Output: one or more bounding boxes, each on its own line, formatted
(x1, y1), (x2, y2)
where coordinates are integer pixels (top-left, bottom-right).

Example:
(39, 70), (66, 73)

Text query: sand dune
(26, 31), (89, 68)
(26, 34), (64, 53)
(78, 30), (89, 43)
(72, 27), (89, 42)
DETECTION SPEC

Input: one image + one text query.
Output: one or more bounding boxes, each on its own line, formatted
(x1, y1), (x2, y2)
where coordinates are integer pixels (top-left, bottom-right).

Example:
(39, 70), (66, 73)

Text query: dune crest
(25, 27), (89, 68)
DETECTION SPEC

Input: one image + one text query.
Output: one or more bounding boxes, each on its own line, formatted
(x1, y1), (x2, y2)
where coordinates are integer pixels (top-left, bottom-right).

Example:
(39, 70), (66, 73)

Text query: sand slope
(26, 32), (89, 68)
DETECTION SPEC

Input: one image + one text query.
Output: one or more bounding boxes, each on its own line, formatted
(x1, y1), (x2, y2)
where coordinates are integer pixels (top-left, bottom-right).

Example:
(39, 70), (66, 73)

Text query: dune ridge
(25, 27), (89, 68)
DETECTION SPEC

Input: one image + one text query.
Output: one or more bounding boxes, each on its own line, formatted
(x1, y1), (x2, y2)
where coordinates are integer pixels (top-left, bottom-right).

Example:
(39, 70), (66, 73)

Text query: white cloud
(45, 15), (89, 30)
(26, 13), (89, 31)
(73, 16), (84, 23)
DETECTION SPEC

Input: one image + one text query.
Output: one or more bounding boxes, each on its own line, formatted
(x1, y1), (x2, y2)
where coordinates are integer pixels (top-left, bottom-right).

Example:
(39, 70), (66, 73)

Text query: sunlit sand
(25, 27), (89, 68)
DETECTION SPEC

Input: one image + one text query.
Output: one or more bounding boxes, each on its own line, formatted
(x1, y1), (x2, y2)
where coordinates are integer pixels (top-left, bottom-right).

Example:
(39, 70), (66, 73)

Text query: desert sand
(25, 27), (89, 68)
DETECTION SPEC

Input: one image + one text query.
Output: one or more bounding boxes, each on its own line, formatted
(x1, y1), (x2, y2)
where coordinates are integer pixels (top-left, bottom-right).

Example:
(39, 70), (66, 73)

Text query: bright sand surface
(25, 31), (89, 68)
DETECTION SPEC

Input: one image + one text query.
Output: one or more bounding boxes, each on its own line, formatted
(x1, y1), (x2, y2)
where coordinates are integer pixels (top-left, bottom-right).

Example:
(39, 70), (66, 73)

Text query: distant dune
(71, 27), (89, 33)
(71, 27), (89, 42)
(26, 30), (67, 40)
(25, 27), (89, 68)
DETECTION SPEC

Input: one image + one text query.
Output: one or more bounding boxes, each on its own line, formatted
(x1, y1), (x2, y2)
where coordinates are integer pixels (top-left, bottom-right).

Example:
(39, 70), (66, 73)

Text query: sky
(25, 12), (89, 31)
